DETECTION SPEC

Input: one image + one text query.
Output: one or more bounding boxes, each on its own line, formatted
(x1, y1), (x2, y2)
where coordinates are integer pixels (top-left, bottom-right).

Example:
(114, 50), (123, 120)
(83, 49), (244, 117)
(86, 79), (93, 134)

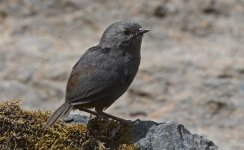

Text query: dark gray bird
(45, 21), (149, 128)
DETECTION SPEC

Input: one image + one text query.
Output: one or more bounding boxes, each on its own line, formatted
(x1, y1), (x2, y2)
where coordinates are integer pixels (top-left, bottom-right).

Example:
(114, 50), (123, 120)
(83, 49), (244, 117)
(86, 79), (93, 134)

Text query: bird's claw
(119, 119), (141, 126)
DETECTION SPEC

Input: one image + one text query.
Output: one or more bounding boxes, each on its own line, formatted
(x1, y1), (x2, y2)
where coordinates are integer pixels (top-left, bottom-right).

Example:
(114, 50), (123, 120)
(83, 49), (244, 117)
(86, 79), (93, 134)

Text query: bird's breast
(118, 56), (140, 84)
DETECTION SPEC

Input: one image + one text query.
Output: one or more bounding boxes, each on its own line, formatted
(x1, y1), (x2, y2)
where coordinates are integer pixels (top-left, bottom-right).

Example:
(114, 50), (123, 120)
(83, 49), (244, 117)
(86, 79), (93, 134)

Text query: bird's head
(100, 21), (149, 49)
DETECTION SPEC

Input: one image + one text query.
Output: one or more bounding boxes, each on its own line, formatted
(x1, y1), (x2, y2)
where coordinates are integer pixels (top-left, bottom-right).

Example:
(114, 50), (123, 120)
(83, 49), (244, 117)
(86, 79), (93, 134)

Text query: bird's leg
(80, 108), (136, 125)
(95, 109), (133, 125)
(80, 107), (112, 122)
(79, 108), (100, 120)
(79, 107), (99, 116)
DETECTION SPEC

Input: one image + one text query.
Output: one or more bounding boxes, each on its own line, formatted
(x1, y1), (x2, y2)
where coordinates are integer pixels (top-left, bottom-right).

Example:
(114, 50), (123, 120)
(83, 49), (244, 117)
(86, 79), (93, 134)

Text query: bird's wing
(65, 47), (119, 105)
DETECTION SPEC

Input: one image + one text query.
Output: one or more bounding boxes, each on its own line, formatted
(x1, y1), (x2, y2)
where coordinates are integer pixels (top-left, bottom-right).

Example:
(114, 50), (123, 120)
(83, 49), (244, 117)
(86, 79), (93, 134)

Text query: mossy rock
(0, 100), (136, 150)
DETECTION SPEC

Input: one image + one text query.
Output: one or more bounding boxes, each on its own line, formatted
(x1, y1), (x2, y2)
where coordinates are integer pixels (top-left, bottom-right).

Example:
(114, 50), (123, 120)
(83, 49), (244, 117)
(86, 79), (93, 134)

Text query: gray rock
(66, 114), (218, 150)
(63, 114), (90, 125)
(131, 120), (217, 150)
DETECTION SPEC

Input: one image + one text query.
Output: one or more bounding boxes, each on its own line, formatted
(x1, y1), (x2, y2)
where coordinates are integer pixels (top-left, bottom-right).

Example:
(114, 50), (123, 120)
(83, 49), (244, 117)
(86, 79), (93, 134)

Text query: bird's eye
(123, 29), (130, 35)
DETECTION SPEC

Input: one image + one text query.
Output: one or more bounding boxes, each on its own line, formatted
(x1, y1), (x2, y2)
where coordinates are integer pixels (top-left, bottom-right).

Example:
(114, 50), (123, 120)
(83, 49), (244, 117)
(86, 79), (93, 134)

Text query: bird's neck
(127, 40), (142, 57)
(99, 40), (142, 58)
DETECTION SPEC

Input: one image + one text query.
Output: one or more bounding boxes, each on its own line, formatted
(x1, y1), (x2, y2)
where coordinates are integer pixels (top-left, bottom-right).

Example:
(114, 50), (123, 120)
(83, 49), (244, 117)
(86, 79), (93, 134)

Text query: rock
(131, 120), (217, 150)
(67, 114), (218, 150)
(64, 114), (90, 124)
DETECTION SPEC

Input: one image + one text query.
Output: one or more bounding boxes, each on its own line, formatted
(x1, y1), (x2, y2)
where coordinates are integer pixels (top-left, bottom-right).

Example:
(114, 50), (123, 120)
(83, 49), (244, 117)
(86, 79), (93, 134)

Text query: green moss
(0, 100), (137, 150)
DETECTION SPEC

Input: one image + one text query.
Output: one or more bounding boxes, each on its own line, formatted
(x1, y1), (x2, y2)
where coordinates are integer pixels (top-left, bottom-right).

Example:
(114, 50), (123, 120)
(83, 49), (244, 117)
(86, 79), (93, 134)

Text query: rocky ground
(0, 0), (243, 149)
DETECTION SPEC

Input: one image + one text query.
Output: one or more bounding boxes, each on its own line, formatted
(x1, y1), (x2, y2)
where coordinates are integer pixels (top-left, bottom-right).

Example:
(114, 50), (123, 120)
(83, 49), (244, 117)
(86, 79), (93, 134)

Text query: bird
(45, 21), (149, 128)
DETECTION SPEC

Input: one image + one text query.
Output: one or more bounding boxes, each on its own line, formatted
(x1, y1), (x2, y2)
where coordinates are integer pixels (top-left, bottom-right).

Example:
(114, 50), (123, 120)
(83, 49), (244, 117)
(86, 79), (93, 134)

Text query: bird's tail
(45, 102), (72, 129)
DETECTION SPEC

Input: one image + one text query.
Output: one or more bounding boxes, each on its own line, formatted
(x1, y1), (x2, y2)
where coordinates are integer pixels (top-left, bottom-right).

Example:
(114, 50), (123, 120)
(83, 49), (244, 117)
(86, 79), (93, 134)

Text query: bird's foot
(119, 119), (141, 126)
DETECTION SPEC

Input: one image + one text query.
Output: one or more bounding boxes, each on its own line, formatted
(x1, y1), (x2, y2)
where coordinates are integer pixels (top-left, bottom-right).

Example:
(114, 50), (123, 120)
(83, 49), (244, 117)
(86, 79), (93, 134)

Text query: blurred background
(0, 0), (243, 149)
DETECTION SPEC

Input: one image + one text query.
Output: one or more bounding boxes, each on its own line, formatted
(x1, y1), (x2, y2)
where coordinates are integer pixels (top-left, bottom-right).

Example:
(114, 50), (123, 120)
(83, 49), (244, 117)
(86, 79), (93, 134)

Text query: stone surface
(131, 120), (217, 150)
(67, 114), (218, 150)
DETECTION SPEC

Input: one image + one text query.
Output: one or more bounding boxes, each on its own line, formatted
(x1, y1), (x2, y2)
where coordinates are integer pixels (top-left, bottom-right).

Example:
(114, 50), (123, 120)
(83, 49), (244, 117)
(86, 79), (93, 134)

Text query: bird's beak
(139, 28), (150, 34)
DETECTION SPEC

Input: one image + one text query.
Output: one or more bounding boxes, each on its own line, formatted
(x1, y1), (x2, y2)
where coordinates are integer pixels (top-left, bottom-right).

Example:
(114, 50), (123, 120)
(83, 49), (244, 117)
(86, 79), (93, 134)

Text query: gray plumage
(45, 21), (149, 128)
